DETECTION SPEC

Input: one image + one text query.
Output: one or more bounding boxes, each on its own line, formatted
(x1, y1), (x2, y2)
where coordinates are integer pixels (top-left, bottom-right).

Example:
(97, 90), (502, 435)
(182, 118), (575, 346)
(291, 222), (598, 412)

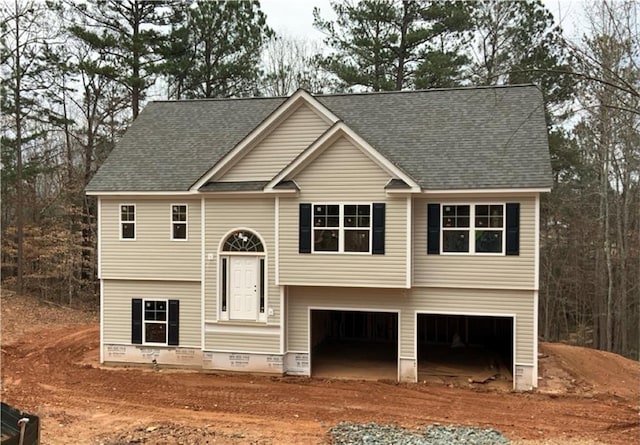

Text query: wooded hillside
(1, 0), (638, 359)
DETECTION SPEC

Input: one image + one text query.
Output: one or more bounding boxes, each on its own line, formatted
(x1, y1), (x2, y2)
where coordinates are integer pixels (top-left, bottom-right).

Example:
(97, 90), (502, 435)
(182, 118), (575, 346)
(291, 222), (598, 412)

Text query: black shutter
(372, 203), (385, 254)
(168, 299), (179, 346)
(427, 204), (441, 254)
(299, 203), (312, 253)
(506, 203), (520, 255)
(131, 299), (142, 344)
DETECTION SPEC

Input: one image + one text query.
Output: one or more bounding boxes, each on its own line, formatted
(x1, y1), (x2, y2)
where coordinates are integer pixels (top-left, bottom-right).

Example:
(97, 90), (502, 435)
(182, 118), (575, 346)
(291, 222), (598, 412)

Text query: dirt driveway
(1, 294), (638, 444)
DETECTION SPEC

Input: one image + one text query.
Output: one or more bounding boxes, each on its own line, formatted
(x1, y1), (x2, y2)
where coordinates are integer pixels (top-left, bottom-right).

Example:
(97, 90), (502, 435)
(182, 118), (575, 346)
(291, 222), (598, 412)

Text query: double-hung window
(441, 204), (504, 254)
(144, 300), (167, 343)
(171, 204), (187, 240)
(120, 204), (135, 240)
(131, 298), (179, 346)
(313, 204), (372, 253)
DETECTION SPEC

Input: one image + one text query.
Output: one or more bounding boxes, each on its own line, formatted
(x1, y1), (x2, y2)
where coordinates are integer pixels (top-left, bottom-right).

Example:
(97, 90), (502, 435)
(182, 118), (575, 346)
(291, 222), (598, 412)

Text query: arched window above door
(222, 230), (264, 252)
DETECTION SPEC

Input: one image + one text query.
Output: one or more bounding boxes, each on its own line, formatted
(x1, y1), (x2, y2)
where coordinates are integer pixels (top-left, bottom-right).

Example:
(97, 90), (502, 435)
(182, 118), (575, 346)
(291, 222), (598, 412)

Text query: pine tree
(63, 0), (171, 119)
(313, 0), (473, 91)
(158, 1), (273, 99)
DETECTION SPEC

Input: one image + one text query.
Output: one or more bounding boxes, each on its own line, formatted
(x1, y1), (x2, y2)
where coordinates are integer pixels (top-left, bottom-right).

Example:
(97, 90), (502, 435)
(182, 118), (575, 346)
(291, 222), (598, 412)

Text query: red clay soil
(1, 293), (638, 444)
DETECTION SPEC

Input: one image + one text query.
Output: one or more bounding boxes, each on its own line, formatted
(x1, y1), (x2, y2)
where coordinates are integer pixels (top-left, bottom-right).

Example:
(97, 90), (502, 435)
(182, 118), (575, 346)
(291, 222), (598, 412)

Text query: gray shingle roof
(86, 84), (551, 192)
(199, 181), (269, 192)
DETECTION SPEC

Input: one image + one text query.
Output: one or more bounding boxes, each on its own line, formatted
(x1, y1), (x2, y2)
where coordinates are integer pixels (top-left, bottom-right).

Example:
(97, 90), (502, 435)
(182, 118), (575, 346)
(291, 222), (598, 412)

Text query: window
(312, 204), (371, 253)
(171, 204), (187, 240)
(300, 203), (385, 255)
(120, 204), (135, 240)
(131, 299), (179, 346)
(441, 204), (504, 254)
(144, 300), (167, 343)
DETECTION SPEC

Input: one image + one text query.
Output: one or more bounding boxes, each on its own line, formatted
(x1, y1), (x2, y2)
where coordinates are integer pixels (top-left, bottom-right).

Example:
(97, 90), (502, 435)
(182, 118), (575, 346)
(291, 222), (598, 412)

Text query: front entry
(229, 257), (259, 320)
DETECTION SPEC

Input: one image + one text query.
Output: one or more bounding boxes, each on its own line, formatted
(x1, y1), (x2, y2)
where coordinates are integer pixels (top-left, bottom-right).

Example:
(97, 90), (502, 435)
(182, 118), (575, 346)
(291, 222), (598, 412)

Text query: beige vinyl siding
(406, 288), (534, 364)
(204, 197), (279, 324)
(278, 136), (407, 287)
(413, 196), (537, 289)
(219, 103), (330, 181)
(204, 331), (279, 353)
(102, 279), (201, 347)
(287, 286), (534, 365)
(101, 199), (201, 281)
(286, 286), (403, 352)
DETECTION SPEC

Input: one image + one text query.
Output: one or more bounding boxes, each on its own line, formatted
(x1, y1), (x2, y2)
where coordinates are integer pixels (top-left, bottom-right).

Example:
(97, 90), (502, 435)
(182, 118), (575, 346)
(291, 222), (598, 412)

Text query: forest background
(1, 0), (638, 359)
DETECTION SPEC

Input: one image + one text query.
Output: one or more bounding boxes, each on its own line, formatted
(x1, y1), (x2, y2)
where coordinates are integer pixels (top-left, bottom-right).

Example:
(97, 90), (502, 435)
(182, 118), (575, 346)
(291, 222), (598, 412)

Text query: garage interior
(417, 314), (513, 385)
(311, 310), (398, 380)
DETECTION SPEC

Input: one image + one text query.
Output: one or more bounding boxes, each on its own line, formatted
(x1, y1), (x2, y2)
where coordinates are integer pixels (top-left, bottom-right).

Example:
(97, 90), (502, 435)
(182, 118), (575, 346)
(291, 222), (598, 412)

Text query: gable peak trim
(264, 121), (421, 193)
(189, 89), (341, 192)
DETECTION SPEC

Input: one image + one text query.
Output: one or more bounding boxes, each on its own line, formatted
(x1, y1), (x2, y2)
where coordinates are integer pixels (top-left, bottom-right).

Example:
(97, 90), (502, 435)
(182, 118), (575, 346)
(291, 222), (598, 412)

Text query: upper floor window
(442, 204), (504, 254)
(120, 204), (135, 240)
(171, 204), (187, 240)
(313, 204), (372, 253)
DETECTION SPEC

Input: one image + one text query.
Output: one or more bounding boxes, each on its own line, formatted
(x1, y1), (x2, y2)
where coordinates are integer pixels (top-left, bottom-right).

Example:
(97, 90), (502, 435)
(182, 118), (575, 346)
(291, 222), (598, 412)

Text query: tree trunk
(14, 0), (24, 294)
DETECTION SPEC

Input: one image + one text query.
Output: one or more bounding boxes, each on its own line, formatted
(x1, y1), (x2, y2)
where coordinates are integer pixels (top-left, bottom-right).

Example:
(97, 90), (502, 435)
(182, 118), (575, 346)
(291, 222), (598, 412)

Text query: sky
(260, 0), (589, 43)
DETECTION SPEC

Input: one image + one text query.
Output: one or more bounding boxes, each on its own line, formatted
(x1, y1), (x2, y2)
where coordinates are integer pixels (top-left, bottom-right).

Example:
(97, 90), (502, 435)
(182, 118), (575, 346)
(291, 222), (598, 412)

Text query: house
(86, 85), (551, 391)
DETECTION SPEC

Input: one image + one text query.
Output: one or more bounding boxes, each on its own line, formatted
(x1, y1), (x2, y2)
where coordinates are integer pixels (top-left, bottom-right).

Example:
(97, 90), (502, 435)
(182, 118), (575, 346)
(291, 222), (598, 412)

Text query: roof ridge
(315, 83), (538, 98)
(148, 84), (538, 104)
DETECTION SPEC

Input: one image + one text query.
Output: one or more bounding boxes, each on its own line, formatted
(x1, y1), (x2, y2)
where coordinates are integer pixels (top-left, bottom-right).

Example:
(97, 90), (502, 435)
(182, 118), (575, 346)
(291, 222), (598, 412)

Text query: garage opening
(311, 310), (398, 381)
(417, 314), (513, 386)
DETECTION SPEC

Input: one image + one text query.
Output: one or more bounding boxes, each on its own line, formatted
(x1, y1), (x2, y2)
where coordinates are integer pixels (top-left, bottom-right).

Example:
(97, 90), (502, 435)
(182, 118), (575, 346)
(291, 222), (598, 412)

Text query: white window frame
(170, 204), (188, 241)
(218, 228), (268, 323)
(441, 203), (506, 255)
(311, 203), (373, 254)
(142, 298), (168, 345)
(119, 203), (136, 241)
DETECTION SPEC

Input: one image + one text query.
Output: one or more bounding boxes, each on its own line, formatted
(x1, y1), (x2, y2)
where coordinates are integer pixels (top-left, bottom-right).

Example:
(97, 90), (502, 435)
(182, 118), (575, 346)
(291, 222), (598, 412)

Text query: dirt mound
(1, 293), (638, 445)
(538, 342), (640, 400)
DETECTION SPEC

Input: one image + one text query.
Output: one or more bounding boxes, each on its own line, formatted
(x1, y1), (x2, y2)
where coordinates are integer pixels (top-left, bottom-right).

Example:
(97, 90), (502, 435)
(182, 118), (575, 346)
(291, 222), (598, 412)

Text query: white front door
(229, 257), (258, 320)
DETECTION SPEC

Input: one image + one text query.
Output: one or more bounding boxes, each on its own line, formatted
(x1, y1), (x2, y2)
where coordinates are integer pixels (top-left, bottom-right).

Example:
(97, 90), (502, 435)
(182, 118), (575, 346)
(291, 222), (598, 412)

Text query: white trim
(414, 310), (517, 390)
(119, 203), (136, 241)
(170, 203), (188, 241)
(279, 281), (416, 289)
(104, 341), (202, 349)
(280, 286), (285, 354)
(97, 197), (102, 279)
(101, 276), (201, 282)
(217, 227), (268, 323)
(533, 289), (539, 383)
(422, 188), (551, 195)
(87, 191), (197, 196)
(275, 196), (279, 285)
(205, 323), (280, 336)
(141, 298), (169, 346)
(201, 190), (298, 196)
(200, 196), (206, 349)
(191, 90), (340, 191)
(99, 279), (104, 363)
(406, 197), (412, 289)
(307, 306), (401, 380)
(534, 194), (540, 290)
(514, 362), (535, 367)
(440, 203), (506, 255)
(311, 203), (373, 254)
(534, 194), (540, 383)
(264, 122), (421, 192)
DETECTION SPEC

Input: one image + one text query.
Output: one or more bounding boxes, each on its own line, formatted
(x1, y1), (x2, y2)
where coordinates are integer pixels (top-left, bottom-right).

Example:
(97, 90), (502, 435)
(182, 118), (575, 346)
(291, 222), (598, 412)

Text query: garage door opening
(417, 314), (513, 386)
(311, 310), (398, 381)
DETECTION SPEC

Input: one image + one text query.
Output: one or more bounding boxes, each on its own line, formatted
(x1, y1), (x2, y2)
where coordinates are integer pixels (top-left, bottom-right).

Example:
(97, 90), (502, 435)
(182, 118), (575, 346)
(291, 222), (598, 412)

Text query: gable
(217, 103), (330, 182)
(293, 135), (393, 201)
(86, 85), (551, 194)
